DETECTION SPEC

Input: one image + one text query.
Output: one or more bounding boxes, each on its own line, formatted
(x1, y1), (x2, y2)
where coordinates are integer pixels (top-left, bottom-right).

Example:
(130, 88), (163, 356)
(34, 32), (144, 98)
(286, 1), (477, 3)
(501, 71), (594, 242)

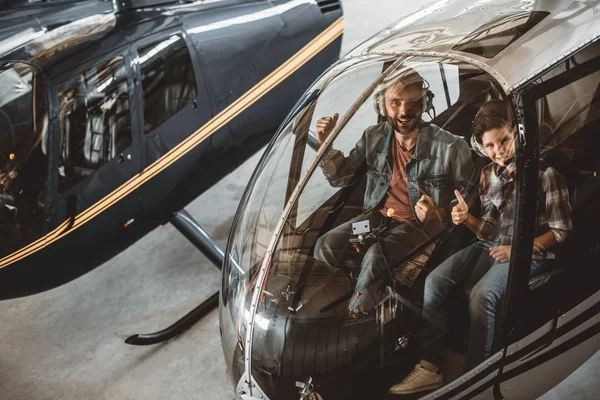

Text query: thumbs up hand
(451, 190), (469, 225)
(315, 113), (339, 148)
(415, 194), (437, 223)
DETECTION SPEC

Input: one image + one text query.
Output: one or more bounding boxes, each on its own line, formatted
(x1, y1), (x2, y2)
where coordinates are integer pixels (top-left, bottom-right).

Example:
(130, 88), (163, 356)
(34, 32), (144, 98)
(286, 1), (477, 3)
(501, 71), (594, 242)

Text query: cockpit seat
(163, 82), (193, 118)
(84, 111), (109, 166)
(83, 94), (129, 167)
(528, 267), (564, 291)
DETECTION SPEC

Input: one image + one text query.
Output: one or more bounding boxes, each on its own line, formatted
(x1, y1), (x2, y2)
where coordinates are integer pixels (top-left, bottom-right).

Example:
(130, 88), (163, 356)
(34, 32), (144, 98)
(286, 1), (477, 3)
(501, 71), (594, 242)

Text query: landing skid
(125, 209), (224, 346)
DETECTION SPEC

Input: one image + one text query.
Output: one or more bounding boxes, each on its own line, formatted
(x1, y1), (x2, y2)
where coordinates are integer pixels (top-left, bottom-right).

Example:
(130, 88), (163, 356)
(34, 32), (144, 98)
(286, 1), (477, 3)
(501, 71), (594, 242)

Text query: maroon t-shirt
(380, 136), (416, 223)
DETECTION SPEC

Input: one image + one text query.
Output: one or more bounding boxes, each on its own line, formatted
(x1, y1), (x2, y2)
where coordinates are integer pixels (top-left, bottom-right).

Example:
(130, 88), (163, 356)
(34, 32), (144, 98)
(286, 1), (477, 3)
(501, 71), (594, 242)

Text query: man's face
(481, 125), (516, 167)
(384, 81), (423, 135)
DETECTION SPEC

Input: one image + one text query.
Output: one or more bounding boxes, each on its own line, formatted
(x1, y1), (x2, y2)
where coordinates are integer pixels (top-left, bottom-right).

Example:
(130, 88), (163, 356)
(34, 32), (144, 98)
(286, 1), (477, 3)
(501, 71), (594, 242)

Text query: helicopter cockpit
(220, 54), (510, 398)
(0, 62), (48, 257)
(220, 44), (600, 399)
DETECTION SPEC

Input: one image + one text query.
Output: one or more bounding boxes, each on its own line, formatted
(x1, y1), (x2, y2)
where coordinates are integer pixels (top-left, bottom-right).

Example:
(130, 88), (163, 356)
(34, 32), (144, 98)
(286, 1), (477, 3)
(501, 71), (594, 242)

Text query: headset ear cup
(422, 89), (433, 114)
(373, 92), (386, 117)
(378, 94), (386, 117)
(470, 134), (488, 158)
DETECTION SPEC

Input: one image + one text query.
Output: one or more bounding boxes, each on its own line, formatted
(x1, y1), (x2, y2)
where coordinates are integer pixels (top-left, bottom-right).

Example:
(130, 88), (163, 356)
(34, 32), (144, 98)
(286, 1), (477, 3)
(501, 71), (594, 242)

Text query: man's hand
(415, 194), (438, 223)
(315, 113), (339, 147)
(451, 189), (469, 225)
(490, 245), (511, 263)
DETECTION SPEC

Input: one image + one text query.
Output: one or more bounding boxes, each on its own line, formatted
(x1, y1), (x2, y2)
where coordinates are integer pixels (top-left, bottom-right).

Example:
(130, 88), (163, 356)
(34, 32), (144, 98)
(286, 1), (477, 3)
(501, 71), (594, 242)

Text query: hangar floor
(1, 1), (598, 399)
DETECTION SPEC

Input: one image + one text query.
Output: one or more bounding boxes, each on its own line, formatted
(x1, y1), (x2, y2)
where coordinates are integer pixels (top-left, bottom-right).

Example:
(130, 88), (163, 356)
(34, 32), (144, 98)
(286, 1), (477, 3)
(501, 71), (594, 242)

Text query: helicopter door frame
(45, 45), (142, 230)
(490, 44), (600, 398)
(125, 27), (214, 217)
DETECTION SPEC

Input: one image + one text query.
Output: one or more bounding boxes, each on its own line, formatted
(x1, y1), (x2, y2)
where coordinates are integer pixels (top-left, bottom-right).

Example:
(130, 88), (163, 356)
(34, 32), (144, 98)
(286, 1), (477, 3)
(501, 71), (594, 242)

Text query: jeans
(420, 241), (548, 369)
(313, 210), (428, 313)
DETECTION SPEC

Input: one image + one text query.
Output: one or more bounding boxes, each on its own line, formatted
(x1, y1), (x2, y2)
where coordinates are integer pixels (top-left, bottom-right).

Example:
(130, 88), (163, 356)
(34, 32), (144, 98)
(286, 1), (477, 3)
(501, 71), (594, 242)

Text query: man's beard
(387, 113), (420, 135)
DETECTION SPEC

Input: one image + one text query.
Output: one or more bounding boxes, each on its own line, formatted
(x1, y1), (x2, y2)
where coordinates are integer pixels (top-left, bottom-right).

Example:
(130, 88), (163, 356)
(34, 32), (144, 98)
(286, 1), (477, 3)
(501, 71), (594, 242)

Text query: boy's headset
(373, 75), (434, 117)
(470, 134), (488, 158)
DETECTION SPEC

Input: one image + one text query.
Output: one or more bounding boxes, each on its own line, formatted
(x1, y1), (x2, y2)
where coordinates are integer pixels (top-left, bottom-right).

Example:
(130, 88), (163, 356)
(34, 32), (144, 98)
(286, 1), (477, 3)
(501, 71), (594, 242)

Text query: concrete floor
(1, 1), (598, 399)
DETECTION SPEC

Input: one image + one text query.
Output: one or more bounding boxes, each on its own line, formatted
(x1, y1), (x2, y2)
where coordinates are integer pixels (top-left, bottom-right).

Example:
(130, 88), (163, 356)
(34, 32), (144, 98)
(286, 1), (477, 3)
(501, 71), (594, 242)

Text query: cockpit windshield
(221, 55), (513, 399)
(0, 63), (48, 258)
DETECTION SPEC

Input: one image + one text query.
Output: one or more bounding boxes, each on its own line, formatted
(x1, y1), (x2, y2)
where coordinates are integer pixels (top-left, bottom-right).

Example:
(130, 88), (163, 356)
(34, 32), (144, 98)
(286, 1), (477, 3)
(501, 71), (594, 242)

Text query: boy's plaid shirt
(477, 159), (572, 259)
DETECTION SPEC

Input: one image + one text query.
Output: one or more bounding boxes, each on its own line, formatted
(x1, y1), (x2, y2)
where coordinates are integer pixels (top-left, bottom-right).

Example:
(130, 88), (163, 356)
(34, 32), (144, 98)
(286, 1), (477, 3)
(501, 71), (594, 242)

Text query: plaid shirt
(478, 159), (572, 259)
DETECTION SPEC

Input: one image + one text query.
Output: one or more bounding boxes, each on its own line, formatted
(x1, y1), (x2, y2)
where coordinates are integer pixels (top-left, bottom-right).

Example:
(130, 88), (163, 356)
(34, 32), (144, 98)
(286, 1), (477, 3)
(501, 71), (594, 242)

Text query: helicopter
(219, 0), (600, 399)
(0, 0), (344, 340)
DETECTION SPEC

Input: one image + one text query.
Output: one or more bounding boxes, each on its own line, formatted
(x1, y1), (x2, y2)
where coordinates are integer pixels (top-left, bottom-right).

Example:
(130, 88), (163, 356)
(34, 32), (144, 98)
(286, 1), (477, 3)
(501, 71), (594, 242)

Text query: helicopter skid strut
(125, 209), (224, 346)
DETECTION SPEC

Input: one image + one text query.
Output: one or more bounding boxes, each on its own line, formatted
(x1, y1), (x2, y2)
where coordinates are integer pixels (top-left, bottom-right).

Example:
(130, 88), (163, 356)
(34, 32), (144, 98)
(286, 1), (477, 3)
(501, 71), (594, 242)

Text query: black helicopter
(0, 0), (343, 342)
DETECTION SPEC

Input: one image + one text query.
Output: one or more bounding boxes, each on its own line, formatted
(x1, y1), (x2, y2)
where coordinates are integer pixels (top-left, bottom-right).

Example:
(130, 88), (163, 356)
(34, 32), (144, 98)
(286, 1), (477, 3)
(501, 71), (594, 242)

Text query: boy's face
(481, 125), (516, 167)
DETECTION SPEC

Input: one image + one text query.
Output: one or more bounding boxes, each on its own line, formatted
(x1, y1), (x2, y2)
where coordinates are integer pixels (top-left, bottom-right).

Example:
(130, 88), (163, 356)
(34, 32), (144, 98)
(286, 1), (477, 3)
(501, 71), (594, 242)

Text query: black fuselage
(0, 0), (343, 299)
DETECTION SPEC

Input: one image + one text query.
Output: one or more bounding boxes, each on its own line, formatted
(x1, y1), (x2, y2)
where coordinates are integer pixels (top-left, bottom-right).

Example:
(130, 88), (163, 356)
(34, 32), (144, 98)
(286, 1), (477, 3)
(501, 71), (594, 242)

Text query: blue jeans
(420, 241), (548, 369)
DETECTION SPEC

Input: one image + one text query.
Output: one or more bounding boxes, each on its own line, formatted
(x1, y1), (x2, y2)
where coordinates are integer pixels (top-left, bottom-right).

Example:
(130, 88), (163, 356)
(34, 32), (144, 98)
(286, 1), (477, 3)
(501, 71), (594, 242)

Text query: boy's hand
(315, 113), (339, 147)
(451, 189), (468, 225)
(415, 194), (438, 223)
(490, 245), (511, 263)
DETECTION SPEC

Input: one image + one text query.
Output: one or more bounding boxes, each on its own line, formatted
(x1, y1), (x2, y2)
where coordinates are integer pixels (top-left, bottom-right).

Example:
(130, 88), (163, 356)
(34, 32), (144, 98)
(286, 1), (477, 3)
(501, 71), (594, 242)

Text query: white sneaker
(388, 363), (444, 395)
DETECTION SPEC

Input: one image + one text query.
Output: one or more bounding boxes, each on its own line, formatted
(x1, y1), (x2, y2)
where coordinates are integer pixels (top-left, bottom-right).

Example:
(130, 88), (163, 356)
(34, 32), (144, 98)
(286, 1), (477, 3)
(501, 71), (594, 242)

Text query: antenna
(0, 0), (106, 9)
(112, 0), (191, 13)
(0, 0), (190, 12)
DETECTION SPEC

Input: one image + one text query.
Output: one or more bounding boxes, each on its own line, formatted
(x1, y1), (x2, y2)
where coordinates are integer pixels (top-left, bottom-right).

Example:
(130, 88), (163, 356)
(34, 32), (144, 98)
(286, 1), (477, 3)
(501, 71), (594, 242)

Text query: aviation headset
(470, 131), (488, 158)
(373, 69), (434, 117)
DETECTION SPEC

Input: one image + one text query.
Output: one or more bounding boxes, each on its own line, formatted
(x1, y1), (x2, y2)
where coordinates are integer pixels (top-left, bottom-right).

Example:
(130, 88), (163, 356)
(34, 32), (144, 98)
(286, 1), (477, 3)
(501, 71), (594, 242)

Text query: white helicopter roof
(347, 0), (600, 93)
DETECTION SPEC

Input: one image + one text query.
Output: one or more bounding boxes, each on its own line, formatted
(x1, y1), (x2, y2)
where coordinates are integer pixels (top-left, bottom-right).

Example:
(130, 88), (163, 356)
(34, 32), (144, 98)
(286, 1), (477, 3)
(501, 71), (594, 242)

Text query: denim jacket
(321, 122), (476, 232)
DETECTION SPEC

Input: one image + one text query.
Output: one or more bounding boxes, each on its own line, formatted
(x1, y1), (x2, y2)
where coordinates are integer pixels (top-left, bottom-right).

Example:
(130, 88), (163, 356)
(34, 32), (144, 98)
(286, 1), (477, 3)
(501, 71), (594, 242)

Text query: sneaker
(388, 363), (444, 395)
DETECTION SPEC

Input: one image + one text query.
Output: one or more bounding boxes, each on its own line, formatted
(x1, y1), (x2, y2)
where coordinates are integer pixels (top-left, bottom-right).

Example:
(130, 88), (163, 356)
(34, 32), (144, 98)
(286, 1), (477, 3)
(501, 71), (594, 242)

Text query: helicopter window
(282, 59), (492, 313)
(138, 34), (197, 134)
(520, 41), (600, 323)
(220, 56), (397, 380)
(294, 61), (391, 229)
(0, 62), (48, 257)
(453, 11), (549, 59)
(57, 56), (131, 193)
(295, 61), (463, 229)
(224, 57), (395, 281)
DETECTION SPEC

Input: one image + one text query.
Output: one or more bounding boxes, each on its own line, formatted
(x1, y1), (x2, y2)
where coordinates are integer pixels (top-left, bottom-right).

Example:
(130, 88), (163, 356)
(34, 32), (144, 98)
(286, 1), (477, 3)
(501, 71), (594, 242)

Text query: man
(313, 67), (476, 315)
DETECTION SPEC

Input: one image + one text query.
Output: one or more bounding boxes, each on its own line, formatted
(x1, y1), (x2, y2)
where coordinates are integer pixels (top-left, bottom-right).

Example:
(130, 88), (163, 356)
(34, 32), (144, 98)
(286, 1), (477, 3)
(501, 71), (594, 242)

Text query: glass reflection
(57, 56), (131, 193)
(138, 35), (197, 133)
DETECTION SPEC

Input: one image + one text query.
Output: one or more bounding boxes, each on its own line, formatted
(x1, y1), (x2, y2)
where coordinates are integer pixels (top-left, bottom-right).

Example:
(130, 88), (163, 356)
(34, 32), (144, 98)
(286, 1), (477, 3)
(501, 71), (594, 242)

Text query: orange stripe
(0, 16), (344, 269)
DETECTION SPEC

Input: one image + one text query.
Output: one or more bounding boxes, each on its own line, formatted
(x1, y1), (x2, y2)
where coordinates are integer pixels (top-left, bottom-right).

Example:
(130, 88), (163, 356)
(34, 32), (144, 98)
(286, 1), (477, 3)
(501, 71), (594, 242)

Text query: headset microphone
(503, 156), (516, 166)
